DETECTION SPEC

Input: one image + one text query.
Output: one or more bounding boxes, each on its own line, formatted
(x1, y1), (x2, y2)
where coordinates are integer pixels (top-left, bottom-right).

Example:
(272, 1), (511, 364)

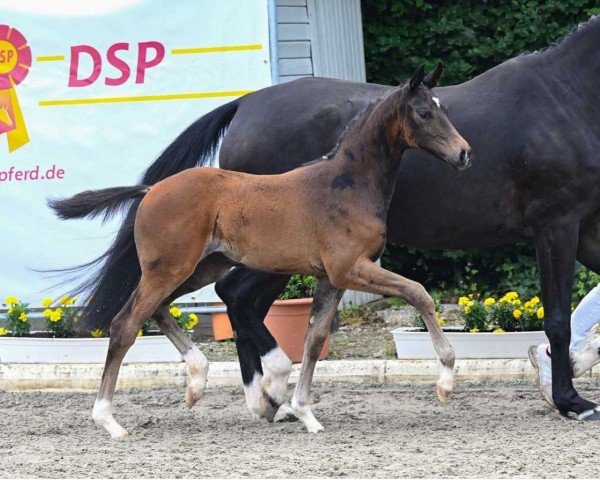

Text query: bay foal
(50, 65), (471, 438)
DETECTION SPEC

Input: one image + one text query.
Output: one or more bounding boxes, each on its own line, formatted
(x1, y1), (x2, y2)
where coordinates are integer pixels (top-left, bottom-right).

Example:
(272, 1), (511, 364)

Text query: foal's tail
(48, 185), (149, 222)
(47, 97), (240, 335)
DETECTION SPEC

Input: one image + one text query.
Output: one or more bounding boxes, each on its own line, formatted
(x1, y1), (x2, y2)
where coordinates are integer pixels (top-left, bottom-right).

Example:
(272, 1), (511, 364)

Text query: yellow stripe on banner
(38, 90), (254, 107)
(171, 44), (262, 55)
(37, 55), (65, 62)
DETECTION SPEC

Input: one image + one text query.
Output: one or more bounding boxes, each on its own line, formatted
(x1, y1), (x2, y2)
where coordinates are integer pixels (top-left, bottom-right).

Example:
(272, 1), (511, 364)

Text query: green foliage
(3, 300), (30, 337)
(362, 0), (600, 86)
(279, 275), (316, 300)
(339, 303), (371, 326)
(365, 1), (600, 299)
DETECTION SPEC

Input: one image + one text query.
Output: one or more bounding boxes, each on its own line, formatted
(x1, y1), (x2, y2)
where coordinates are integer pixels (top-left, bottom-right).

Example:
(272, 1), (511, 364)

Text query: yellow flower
(470, 328), (480, 333)
(137, 330), (143, 337)
(493, 328), (505, 334)
(483, 298), (496, 307)
(530, 296), (540, 306)
(458, 296), (470, 306)
(91, 329), (104, 338)
(4, 296), (18, 306)
(464, 305), (471, 314)
(513, 309), (522, 319)
(18, 312), (27, 322)
(49, 309), (62, 322)
(186, 313), (199, 330)
(7, 308), (13, 315)
(170, 306), (182, 318)
(512, 299), (521, 305)
(0, 327), (8, 336)
(42, 298), (53, 307)
(43, 308), (52, 318)
(536, 307), (544, 319)
(60, 296), (76, 306)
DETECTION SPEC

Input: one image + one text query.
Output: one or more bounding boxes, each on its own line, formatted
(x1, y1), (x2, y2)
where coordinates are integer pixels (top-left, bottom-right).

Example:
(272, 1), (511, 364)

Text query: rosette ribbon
(0, 25), (31, 153)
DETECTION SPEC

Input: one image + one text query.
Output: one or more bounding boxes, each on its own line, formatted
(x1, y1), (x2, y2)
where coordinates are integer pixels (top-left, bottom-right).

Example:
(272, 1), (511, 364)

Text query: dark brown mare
(50, 66), (471, 438)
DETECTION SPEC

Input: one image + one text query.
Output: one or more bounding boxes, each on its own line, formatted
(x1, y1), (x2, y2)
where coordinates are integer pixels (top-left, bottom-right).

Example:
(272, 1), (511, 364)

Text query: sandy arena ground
(2, 379), (600, 478)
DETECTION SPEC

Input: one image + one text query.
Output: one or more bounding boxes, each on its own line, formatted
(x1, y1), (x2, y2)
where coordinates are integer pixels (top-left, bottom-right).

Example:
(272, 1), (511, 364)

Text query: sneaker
(528, 344), (556, 408)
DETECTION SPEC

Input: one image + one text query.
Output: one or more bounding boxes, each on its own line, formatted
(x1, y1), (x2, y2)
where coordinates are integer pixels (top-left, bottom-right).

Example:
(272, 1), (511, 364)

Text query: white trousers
(570, 283), (600, 351)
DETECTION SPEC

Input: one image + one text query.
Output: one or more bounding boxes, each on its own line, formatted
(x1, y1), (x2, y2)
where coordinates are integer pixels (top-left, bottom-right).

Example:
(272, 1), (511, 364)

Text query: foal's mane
(521, 14), (599, 56)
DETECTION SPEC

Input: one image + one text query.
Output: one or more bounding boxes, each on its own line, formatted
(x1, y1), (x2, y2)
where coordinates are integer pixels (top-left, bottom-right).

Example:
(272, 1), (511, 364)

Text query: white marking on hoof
(183, 347), (208, 408)
(92, 398), (130, 440)
(261, 347), (292, 406)
(291, 396), (324, 433)
(243, 372), (268, 419)
(273, 404), (297, 423)
(435, 360), (454, 404)
(432, 96), (440, 107)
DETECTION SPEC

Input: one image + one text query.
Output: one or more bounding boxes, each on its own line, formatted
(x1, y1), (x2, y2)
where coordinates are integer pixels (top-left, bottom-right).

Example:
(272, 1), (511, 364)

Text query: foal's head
(394, 63), (472, 170)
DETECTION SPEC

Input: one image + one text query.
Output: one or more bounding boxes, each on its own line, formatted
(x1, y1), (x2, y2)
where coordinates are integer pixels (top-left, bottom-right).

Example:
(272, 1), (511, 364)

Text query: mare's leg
(331, 258), (455, 402)
(92, 274), (181, 439)
(215, 268), (291, 420)
(290, 278), (344, 432)
(535, 223), (599, 419)
(154, 254), (233, 408)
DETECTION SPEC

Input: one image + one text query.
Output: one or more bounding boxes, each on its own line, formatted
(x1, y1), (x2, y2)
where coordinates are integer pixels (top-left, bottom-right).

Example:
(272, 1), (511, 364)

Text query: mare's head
(393, 63), (472, 170)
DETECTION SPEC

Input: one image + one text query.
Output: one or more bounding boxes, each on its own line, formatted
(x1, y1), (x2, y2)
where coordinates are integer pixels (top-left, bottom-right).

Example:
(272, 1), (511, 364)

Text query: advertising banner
(0, 0), (272, 304)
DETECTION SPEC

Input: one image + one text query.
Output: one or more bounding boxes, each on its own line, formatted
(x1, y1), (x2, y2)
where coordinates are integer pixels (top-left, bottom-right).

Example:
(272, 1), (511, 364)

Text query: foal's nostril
(458, 148), (471, 169)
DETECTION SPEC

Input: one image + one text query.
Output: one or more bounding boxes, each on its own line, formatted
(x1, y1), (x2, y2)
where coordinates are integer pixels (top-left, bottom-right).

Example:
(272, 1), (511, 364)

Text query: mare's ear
(409, 64), (425, 91)
(423, 62), (443, 89)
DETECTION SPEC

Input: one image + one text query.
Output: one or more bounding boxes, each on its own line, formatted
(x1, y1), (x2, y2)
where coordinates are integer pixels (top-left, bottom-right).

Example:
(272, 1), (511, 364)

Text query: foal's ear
(409, 64), (425, 91)
(423, 62), (443, 89)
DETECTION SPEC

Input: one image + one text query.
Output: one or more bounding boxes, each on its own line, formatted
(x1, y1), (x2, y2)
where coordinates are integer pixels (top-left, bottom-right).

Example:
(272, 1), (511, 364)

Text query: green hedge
(362, 0), (600, 300)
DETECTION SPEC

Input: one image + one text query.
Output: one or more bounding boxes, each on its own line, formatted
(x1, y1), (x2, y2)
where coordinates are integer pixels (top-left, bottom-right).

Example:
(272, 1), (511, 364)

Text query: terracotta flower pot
(211, 305), (234, 341)
(264, 298), (329, 363)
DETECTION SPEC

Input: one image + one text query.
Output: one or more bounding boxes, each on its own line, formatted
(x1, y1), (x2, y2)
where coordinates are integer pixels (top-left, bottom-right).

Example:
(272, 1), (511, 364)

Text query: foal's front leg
(334, 258), (455, 402)
(290, 278), (345, 432)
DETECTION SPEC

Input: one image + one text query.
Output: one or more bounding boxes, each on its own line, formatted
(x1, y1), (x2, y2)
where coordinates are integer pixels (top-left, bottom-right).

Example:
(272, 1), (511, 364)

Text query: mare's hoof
(578, 407), (600, 421)
(262, 394), (280, 423)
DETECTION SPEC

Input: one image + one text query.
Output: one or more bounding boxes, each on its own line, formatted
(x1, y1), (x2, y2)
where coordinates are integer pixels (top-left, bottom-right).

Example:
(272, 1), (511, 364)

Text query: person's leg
(530, 283), (600, 408)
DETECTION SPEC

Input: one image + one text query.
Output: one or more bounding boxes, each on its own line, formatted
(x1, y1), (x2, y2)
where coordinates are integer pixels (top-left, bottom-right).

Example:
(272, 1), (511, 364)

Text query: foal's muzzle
(454, 148), (472, 171)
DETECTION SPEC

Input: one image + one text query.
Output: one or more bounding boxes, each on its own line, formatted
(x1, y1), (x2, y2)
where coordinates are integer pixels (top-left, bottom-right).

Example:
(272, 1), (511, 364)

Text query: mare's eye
(418, 110), (431, 120)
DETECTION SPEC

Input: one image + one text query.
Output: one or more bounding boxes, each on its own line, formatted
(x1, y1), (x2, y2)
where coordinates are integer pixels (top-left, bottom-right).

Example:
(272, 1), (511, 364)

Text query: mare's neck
(540, 18), (600, 103)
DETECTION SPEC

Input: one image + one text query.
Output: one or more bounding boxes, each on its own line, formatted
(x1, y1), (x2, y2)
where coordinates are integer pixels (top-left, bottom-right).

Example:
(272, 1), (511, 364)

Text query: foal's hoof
(273, 404), (299, 423)
(185, 382), (204, 409)
(111, 429), (130, 441)
(436, 384), (451, 404)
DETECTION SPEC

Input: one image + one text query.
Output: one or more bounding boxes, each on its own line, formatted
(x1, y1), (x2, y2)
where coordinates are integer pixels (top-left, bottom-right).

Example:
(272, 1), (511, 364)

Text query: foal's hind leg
(92, 276), (175, 439)
(155, 255), (233, 408)
(331, 258), (455, 403)
(290, 278), (345, 432)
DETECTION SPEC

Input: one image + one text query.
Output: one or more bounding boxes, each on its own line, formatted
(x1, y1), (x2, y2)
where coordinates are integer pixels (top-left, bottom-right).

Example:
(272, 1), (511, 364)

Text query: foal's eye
(418, 110), (431, 120)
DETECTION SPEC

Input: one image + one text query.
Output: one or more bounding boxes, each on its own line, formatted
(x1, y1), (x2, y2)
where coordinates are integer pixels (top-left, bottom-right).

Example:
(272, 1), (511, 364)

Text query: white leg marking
(291, 395), (324, 433)
(243, 372), (268, 420)
(261, 347), (292, 405)
(183, 346), (209, 408)
(435, 360), (454, 404)
(92, 398), (129, 440)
